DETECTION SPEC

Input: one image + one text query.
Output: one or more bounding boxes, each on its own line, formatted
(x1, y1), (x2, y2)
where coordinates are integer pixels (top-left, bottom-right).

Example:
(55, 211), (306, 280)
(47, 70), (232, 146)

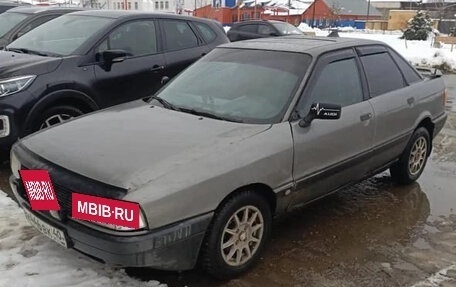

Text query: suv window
(98, 20), (157, 56)
(162, 20), (198, 51)
(306, 58), (364, 108)
(258, 24), (272, 35)
(238, 24), (257, 33)
(388, 48), (422, 84)
(360, 52), (405, 97)
(194, 22), (216, 43)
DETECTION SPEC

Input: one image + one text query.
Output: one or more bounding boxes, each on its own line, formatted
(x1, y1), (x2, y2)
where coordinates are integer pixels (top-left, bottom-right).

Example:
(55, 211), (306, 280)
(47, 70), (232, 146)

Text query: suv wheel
(390, 127), (431, 185)
(202, 191), (272, 279)
(33, 106), (83, 132)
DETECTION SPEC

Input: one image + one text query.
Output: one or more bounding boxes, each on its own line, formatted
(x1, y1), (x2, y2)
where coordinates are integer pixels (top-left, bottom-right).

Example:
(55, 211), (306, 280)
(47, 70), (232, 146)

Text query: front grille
(16, 180), (73, 218)
(17, 168), (126, 221)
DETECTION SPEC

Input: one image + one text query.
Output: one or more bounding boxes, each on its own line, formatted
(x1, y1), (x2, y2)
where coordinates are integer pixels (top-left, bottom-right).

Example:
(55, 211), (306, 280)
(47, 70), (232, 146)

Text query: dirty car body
(10, 36), (447, 276)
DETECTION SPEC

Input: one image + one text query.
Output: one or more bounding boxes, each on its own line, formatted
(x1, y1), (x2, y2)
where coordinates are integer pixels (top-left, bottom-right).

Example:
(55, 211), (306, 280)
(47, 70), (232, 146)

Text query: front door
(290, 49), (375, 208)
(93, 19), (166, 107)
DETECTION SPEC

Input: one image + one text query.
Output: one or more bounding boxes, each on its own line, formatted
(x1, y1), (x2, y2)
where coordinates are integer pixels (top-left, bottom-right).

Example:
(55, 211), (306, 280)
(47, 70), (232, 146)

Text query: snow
(297, 27), (456, 72)
(0, 192), (166, 287)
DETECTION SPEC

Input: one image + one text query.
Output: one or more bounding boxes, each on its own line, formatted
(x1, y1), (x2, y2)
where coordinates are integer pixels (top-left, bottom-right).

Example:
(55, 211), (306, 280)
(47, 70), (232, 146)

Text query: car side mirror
(98, 50), (128, 72)
(161, 76), (170, 86)
(299, 103), (342, 128)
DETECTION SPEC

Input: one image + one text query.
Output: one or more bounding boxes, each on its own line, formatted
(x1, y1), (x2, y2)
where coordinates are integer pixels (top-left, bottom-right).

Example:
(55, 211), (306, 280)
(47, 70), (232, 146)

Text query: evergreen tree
(401, 1), (433, 41)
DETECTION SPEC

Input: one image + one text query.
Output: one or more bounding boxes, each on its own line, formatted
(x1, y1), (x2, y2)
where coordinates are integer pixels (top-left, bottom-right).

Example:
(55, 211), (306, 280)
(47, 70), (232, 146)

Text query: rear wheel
(32, 105), (83, 132)
(390, 127), (431, 185)
(202, 191), (272, 279)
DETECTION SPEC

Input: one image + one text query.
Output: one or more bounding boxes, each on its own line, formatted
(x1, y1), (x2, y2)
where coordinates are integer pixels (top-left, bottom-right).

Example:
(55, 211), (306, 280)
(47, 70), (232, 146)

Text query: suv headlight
(0, 75), (36, 97)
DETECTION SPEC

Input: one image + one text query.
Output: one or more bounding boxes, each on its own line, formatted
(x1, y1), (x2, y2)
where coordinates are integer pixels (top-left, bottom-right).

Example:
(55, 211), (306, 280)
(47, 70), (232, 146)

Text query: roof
(71, 9), (208, 21)
(219, 36), (383, 55)
(7, 6), (83, 14)
(322, 0), (382, 17)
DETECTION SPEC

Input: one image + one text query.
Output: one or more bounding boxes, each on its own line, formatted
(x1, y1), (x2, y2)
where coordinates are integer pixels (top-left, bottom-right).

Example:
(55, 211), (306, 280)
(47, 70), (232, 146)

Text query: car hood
(20, 101), (271, 190)
(0, 51), (62, 77)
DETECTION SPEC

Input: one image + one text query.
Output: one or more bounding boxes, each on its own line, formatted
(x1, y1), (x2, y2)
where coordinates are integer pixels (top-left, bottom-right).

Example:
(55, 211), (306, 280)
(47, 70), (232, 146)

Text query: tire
(201, 191), (272, 279)
(32, 105), (84, 132)
(390, 127), (431, 185)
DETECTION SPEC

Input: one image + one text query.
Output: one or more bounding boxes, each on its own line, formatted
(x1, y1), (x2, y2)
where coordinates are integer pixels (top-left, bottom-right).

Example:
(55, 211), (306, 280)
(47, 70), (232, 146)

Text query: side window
(360, 52), (405, 97)
(238, 24), (257, 33)
(162, 20), (198, 51)
(16, 15), (59, 39)
(98, 20), (157, 56)
(258, 24), (272, 35)
(388, 48), (422, 84)
(194, 22), (217, 43)
(306, 58), (364, 109)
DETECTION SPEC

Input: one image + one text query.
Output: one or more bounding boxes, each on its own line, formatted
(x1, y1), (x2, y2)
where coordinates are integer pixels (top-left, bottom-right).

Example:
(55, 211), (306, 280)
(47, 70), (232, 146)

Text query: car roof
(219, 36), (384, 56)
(70, 9), (212, 22)
(232, 19), (284, 26)
(7, 6), (83, 14)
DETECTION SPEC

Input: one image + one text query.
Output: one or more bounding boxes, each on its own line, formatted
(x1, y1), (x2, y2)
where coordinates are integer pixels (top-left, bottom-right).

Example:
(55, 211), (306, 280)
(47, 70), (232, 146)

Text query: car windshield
(156, 48), (311, 124)
(7, 14), (113, 56)
(272, 22), (303, 35)
(0, 12), (28, 38)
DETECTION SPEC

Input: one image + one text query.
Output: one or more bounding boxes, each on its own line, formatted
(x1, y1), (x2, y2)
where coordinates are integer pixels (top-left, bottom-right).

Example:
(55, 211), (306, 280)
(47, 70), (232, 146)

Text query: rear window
(360, 52), (406, 97)
(388, 48), (422, 84)
(195, 22), (217, 43)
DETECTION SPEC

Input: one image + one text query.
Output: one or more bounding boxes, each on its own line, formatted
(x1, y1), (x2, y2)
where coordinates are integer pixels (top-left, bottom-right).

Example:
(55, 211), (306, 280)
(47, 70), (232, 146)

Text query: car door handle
(407, 97), (415, 105)
(150, 65), (164, 72)
(360, 113), (372, 121)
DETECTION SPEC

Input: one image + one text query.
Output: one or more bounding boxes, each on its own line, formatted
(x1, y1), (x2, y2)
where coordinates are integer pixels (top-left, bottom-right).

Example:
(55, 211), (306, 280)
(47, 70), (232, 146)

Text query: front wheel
(32, 105), (83, 132)
(390, 127), (431, 185)
(201, 191), (272, 279)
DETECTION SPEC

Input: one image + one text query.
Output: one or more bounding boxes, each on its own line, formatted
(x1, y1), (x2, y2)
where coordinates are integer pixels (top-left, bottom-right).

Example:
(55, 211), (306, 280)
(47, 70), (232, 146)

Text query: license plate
(23, 209), (68, 248)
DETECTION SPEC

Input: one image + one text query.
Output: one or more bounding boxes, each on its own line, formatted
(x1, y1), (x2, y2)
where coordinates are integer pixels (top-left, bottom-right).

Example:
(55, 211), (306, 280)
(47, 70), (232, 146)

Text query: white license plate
(23, 209), (68, 248)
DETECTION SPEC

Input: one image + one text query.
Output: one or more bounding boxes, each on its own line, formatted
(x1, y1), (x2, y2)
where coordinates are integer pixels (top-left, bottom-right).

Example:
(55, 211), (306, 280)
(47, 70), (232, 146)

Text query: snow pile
(0, 191), (165, 287)
(339, 32), (456, 72)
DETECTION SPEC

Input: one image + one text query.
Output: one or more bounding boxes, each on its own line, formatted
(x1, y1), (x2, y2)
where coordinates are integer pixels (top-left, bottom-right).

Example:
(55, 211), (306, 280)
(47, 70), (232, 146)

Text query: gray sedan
(10, 36), (447, 279)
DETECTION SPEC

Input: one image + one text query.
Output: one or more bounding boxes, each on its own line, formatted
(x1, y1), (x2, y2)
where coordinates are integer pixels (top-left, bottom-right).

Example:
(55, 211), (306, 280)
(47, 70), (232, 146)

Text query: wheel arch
(414, 114), (435, 154)
(23, 89), (99, 135)
(215, 183), (277, 216)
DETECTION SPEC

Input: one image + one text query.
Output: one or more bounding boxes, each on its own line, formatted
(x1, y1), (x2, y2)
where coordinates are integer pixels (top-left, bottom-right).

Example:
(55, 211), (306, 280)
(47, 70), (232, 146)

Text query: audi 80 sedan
(10, 37), (447, 279)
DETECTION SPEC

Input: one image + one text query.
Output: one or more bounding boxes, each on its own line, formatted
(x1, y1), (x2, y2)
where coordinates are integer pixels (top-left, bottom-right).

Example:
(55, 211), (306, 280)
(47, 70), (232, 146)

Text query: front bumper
(10, 176), (213, 271)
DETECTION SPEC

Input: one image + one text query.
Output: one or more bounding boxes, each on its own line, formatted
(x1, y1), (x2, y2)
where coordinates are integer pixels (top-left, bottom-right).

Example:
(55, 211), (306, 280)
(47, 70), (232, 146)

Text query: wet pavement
(0, 75), (455, 287)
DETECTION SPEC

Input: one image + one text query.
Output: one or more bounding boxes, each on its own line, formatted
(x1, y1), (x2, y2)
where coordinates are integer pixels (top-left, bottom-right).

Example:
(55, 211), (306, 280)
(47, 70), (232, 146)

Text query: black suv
(0, 7), (82, 50)
(0, 10), (229, 158)
(227, 20), (302, 42)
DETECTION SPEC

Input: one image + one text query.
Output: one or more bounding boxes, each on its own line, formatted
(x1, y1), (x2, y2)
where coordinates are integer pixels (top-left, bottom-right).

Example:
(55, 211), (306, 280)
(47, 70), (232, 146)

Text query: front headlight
(0, 75), (36, 97)
(75, 209), (148, 232)
(10, 151), (21, 179)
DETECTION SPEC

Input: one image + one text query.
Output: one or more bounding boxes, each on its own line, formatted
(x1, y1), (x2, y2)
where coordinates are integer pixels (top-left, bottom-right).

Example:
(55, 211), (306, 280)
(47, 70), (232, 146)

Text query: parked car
(0, 7), (83, 50)
(227, 19), (303, 41)
(0, 10), (229, 158)
(10, 37), (447, 279)
(0, 1), (27, 14)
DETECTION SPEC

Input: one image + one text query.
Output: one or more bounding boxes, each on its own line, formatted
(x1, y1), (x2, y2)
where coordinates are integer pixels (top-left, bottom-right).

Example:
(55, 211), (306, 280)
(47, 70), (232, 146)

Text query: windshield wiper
(149, 96), (180, 111)
(6, 47), (53, 57)
(179, 107), (243, 123)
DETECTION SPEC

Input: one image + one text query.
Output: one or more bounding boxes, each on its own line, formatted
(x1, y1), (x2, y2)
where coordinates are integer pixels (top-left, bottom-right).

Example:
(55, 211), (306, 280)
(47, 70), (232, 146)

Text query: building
(301, 0), (382, 28)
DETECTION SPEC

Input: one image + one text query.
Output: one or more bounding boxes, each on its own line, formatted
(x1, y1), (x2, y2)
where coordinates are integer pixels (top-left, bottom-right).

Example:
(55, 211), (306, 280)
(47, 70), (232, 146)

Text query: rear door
(357, 46), (417, 169)
(290, 49), (375, 207)
(159, 19), (209, 79)
(93, 19), (166, 106)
